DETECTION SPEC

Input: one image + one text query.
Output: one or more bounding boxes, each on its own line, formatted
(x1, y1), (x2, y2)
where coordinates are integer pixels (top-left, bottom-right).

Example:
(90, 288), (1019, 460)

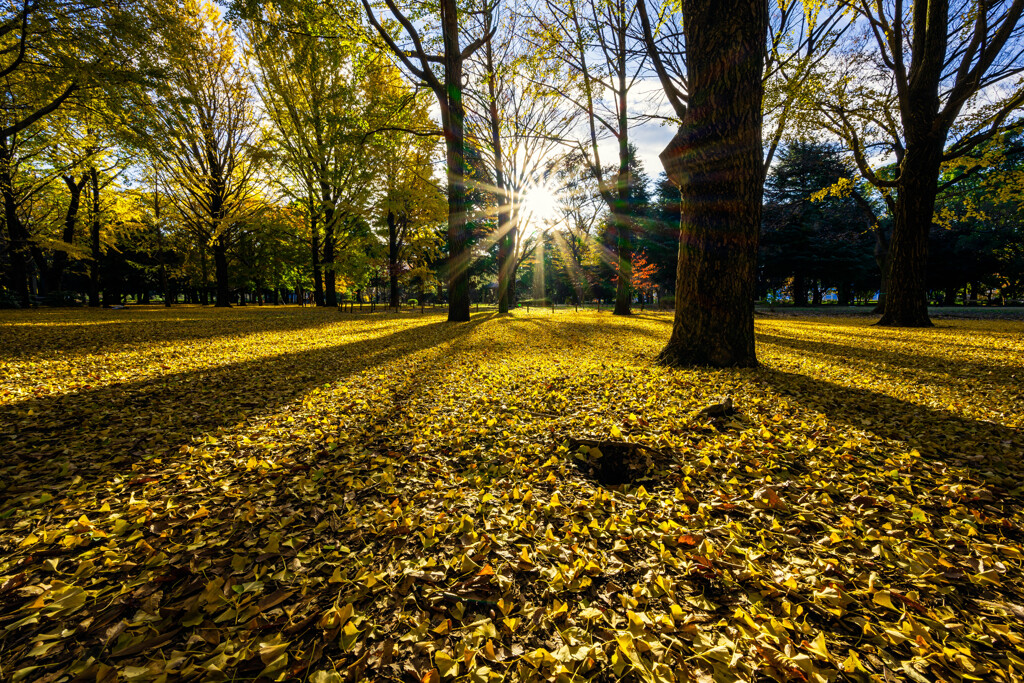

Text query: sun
(522, 185), (561, 234)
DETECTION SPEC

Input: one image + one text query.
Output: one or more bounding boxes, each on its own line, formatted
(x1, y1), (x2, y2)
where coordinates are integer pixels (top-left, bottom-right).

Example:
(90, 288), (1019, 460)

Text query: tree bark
(153, 171), (171, 307)
(838, 281), (852, 306)
(1, 139), (30, 307)
(613, 0), (632, 317)
(878, 143), (942, 327)
(657, 0), (766, 367)
(793, 274), (808, 307)
(310, 210), (324, 307)
(482, 23), (514, 317)
(322, 191), (337, 307)
(89, 166), (101, 307)
(388, 210), (401, 309)
(213, 233), (231, 307)
(441, 0), (471, 322)
(49, 174), (87, 293)
(200, 248), (209, 305)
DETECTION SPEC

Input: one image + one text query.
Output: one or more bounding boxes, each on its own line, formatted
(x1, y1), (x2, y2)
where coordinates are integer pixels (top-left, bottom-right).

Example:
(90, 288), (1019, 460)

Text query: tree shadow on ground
(758, 366), (1023, 464)
(772, 323), (1024, 354)
(0, 312), (492, 679)
(514, 316), (670, 346)
(630, 312), (674, 322)
(757, 331), (1023, 389)
(0, 307), (364, 360)
(0, 316), (489, 504)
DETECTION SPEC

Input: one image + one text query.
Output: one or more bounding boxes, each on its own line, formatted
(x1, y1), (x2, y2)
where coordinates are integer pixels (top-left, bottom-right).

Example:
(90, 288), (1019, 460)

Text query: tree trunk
(878, 144), (942, 327)
(657, 0), (765, 367)
(310, 210), (325, 307)
(441, 0), (471, 322)
(482, 25), (514, 317)
(612, 211), (632, 315)
(213, 234), (231, 307)
(153, 173), (171, 307)
(200, 248), (209, 305)
(89, 166), (101, 307)
(497, 218), (512, 314)
(1, 141), (31, 307)
(838, 281), (852, 306)
(49, 175), (87, 293)
(388, 210), (400, 309)
(322, 195), (337, 307)
(793, 274), (808, 307)
(613, 3), (632, 317)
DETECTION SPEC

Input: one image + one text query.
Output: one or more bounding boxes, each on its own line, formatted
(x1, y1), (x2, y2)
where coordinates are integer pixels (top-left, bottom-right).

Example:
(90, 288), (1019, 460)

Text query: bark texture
(441, 0), (471, 322)
(213, 234), (231, 308)
(1, 139), (30, 307)
(657, 0), (766, 367)
(89, 167), (101, 307)
(879, 143), (942, 326)
(387, 209), (401, 309)
(49, 174), (88, 292)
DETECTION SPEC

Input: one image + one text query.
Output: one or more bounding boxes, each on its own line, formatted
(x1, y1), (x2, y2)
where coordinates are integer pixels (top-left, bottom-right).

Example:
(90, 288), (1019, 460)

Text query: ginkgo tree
(362, 0), (497, 322)
(132, 0), (267, 308)
(638, 0), (847, 365)
(464, 6), (577, 315)
(244, 0), (393, 308)
(377, 112), (446, 308)
(532, 0), (647, 317)
(0, 0), (167, 306)
(803, 0), (1024, 327)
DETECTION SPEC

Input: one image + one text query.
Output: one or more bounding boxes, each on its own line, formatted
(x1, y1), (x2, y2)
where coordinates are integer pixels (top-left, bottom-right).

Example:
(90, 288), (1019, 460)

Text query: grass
(1, 307), (1023, 682)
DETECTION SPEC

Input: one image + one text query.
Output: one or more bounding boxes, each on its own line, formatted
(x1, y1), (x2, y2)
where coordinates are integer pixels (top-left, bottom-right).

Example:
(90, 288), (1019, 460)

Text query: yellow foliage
(1, 307), (1023, 680)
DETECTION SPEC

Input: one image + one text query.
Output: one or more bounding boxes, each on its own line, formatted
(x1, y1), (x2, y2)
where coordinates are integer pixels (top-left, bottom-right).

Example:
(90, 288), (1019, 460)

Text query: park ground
(1, 307), (1023, 682)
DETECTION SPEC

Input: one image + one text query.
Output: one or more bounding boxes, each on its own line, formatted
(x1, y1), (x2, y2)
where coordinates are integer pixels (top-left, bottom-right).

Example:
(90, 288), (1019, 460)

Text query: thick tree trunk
(657, 0), (765, 367)
(613, 213), (632, 316)
(153, 177), (171, 307)
(441, 0), (471, 322)
(878, 145), (941, 327)
(310, 211), (325, 307)
(322, 196), (337, 307)
(213, 234), (231, 307)
(89, 167), (101, 307)
(482, 28), (514, 317)
(1, 145), (31, 307)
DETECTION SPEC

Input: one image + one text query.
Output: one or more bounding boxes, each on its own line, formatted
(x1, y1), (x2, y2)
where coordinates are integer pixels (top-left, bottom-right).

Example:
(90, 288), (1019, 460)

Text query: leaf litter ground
(1, 308), (1023, 683)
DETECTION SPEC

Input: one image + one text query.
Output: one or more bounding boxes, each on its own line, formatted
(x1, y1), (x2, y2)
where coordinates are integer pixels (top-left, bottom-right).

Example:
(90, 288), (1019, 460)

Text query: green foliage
(760, 142), (876, 303)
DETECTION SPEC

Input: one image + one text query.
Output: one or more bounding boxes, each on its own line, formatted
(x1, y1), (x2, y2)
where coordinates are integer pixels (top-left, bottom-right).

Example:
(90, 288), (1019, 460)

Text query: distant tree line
(3, 0), (1024, 366)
